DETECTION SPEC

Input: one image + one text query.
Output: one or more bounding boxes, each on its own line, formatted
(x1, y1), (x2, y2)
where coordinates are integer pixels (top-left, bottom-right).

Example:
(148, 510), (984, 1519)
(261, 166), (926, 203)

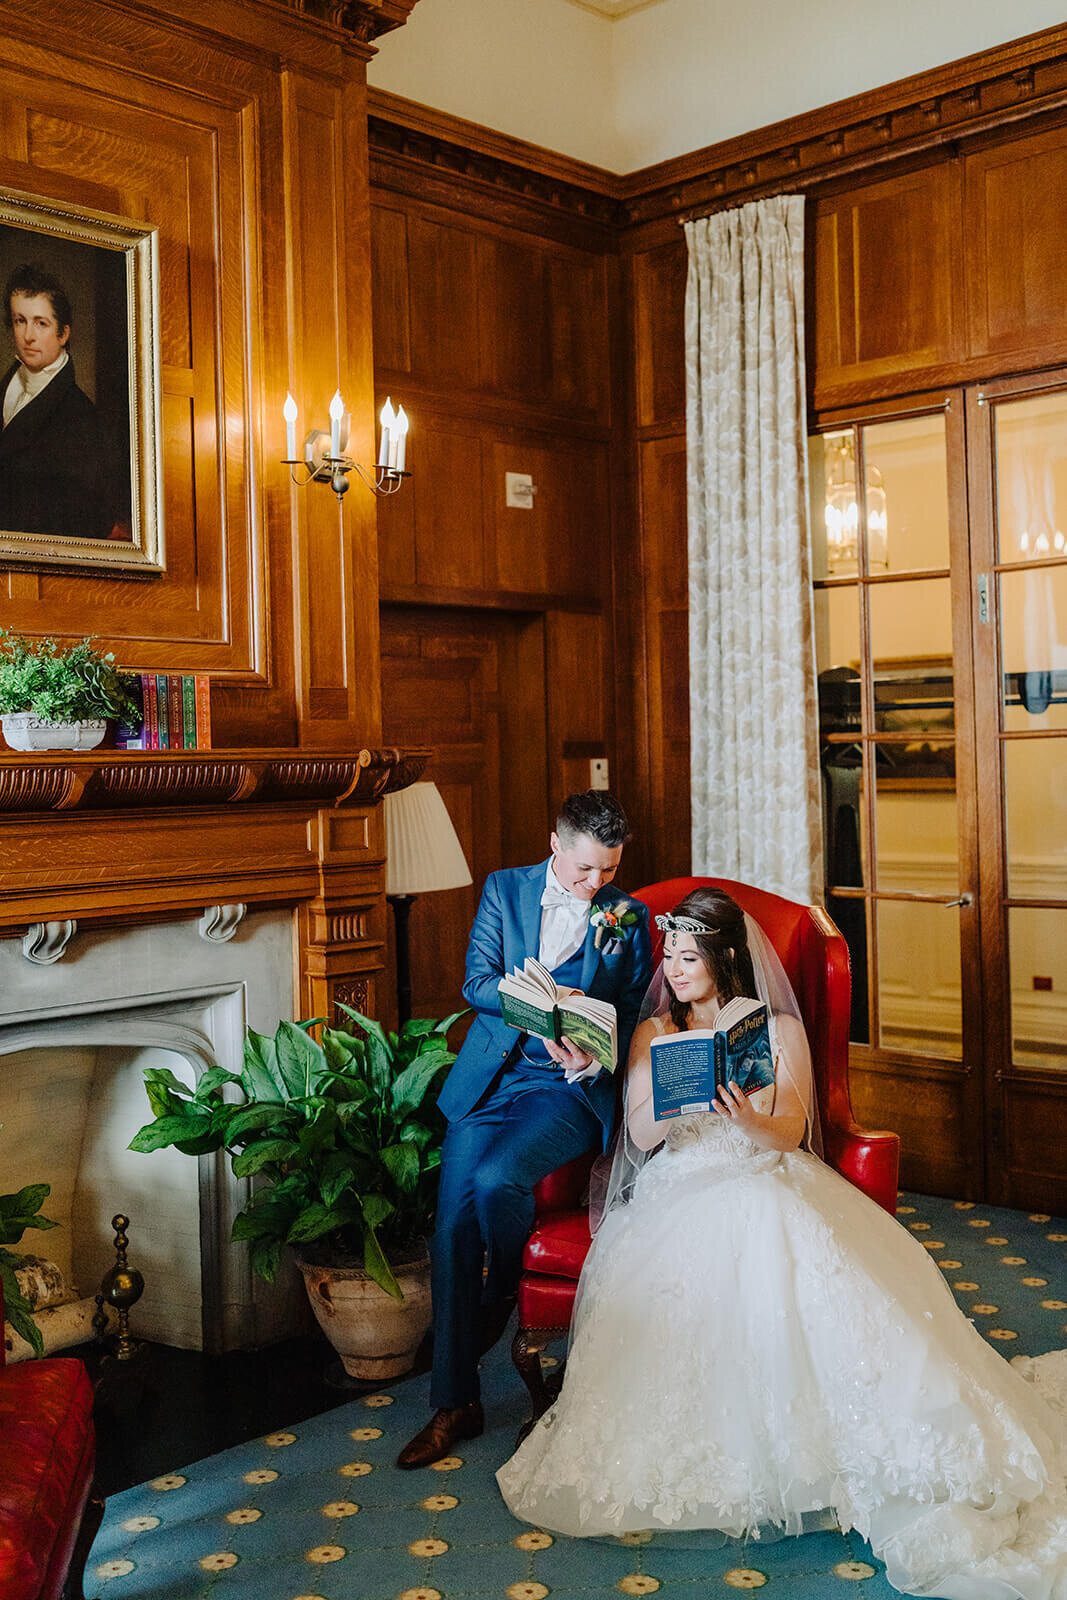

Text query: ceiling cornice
(368, 25), (1067, 236)
(559, 0), (669, 17)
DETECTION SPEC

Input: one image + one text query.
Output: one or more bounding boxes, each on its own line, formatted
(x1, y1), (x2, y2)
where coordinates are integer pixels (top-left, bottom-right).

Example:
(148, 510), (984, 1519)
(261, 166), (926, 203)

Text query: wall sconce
(283, 391), (410, 502)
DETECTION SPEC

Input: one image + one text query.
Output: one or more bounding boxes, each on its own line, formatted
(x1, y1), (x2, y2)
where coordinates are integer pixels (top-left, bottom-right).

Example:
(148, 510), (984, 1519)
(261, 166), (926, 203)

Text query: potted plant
(129, 1006), (464, 1378)
(0, 1183), (59, 1358)
(0, 629), (141, 752)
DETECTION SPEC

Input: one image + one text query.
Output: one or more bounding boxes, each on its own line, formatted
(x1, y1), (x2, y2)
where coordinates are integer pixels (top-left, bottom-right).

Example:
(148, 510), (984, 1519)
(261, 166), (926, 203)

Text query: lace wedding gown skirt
(497, 1117), (1067, 1599)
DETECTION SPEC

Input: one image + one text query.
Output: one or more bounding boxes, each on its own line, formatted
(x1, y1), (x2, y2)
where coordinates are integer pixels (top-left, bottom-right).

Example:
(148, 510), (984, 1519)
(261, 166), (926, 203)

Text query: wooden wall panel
(378, 415), (485, 591)
(406, 213), (482, 390)
(637, 435), (691, 880)
(965, 123), (1067, 368)
(811, 162), (965, 405)
(0, 64), (263, 671)
(372, 194), (613, 432)
(488, 438), (608, 601)
(633, 240), (687, 430)
(0, 0), (386, 751)
(371, 159), (621, 980)
(370, 202), (411, 375)
(380, 607), (546, 1024)
(849, 1067), (969, 1198)
(1001, 1081), (1067, 1214)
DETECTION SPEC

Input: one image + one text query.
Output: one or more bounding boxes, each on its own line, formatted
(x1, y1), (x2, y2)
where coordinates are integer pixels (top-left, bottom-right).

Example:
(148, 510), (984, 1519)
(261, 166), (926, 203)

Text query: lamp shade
(384, 782), (473, 897)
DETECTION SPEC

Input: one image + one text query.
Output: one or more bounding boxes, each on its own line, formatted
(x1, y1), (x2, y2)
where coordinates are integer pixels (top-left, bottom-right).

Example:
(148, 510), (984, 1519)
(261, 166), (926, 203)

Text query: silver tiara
(655, 912), (718, 935)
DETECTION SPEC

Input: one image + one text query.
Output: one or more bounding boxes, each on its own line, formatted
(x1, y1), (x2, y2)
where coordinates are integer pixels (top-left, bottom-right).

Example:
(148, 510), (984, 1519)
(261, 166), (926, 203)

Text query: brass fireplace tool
(93, 1214), (145, 1361)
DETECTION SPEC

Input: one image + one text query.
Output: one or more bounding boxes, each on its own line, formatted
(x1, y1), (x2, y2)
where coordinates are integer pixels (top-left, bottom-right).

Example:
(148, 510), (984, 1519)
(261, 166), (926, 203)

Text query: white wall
(369, 0), (1067, 171)
(369, 0), (617, 169)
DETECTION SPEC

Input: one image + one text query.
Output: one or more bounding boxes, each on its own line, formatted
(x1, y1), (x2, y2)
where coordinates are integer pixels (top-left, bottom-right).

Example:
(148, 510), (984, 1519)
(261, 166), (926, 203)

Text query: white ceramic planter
(297, 1252), (432, 1380)
(0, 714), (107, 752)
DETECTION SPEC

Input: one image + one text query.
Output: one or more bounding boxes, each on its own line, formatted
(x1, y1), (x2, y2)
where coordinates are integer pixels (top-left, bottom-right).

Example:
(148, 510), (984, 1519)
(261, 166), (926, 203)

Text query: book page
(498, 973), (557, 1039)
(555, 1004), (616, 1071)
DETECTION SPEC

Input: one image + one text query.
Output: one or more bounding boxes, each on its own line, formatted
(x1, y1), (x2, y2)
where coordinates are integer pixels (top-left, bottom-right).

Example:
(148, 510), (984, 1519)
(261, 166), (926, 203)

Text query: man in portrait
(0, 261), (129, 542)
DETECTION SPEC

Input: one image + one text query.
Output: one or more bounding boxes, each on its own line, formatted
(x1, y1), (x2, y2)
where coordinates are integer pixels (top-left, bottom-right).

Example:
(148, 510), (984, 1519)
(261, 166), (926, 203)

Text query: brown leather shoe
(396, 1402), (484, 1469)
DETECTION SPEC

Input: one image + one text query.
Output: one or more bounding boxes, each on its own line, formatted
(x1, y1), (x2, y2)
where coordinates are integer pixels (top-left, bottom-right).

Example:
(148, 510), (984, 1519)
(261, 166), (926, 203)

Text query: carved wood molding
(621, 28), (1067, 225)
(0, 747), (431, 815)
(367, 94), (625, 234)
(272, 0), (419, 42)
(369, 30), (1067, 232)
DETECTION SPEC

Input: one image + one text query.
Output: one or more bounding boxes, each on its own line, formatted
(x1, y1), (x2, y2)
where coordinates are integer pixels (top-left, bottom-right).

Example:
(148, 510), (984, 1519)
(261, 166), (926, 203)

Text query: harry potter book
(497, 959), (618, 1072)
(650, 997), (774, 1120)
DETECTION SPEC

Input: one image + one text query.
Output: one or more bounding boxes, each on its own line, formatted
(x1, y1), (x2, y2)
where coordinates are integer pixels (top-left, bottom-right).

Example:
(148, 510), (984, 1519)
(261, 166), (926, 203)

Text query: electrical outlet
(589, 758), (609, 790)
(505, 472), (536, 509)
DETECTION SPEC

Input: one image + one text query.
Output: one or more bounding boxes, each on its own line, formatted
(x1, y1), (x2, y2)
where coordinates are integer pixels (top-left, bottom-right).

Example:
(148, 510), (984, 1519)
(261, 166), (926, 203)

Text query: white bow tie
(542, 882), (583, 911)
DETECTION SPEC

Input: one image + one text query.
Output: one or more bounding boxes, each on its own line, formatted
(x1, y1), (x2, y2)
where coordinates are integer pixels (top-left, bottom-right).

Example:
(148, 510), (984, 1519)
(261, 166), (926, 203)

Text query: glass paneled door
(810, 394), (983, 1200)
(968, 375), (1067, 1211)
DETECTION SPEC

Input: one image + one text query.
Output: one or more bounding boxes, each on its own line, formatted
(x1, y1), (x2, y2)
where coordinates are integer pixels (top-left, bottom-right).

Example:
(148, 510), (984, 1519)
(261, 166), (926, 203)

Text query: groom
(397, 790), (652, 1468)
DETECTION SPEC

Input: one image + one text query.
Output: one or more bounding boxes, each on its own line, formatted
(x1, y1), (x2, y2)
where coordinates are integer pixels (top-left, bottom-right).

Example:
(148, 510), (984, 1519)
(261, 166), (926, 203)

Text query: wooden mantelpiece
(0, 745), (431, 1025)
(0, 746), (428, 818)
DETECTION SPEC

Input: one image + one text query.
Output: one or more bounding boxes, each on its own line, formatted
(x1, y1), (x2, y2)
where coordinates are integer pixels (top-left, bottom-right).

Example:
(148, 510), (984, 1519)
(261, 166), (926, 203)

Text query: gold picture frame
(0, 185), (163, 574)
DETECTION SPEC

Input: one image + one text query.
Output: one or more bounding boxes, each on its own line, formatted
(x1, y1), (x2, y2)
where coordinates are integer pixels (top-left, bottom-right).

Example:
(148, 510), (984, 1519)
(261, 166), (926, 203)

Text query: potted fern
(129, 1006), (464, 1378)
(0, 629), (140, 752)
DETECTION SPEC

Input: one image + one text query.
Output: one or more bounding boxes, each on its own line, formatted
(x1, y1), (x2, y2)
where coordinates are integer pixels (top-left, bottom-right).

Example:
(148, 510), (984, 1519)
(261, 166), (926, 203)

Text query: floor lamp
(383, 781), (473, 1026)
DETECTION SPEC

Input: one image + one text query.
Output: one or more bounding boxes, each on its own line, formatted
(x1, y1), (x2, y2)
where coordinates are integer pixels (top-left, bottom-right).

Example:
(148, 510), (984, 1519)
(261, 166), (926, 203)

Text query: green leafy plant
(129, 1008), (465, 1300)
(0, 629), (140, 722)
(0, 1183), (59, 1357)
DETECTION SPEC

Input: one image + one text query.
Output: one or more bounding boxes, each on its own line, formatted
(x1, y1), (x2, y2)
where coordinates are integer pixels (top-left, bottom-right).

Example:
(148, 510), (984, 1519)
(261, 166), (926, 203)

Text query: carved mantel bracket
(22, 920), (77, 965)
(198, 905), (247, 944)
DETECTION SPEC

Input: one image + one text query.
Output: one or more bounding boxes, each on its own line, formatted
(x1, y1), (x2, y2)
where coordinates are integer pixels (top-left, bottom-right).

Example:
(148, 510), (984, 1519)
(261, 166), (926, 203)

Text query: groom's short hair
(556, 790), (630, 849)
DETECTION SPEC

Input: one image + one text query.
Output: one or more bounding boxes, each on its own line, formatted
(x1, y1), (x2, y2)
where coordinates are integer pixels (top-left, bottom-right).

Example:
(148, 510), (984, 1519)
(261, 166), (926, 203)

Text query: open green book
(497, 958), (618, 1072)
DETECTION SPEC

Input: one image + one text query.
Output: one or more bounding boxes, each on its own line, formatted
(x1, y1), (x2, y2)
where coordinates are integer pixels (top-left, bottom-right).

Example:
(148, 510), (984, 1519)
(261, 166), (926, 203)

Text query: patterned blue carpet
(89, 1192), (1067, 1599)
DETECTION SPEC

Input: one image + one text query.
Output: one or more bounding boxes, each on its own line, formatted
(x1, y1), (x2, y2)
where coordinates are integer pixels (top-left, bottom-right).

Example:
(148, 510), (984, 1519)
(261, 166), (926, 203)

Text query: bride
(496, 887), (1067, 1600)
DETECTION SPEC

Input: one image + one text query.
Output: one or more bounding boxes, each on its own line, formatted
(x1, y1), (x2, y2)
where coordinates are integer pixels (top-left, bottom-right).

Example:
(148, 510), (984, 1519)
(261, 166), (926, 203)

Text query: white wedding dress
(497, 1112), (1067, 1599)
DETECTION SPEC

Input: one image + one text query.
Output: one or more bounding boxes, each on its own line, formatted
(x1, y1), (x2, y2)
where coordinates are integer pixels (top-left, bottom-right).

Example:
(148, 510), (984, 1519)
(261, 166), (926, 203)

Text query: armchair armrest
(823, 1122), (900, 1216)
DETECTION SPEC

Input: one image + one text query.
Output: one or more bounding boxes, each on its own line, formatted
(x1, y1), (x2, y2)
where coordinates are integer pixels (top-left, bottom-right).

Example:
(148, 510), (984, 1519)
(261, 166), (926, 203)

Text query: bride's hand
(714, 1080), (759, 1129)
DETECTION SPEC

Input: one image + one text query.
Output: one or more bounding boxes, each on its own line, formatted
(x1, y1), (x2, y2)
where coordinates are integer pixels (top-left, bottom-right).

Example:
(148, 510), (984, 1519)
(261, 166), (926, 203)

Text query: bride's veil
(587, 911), (822, 1238)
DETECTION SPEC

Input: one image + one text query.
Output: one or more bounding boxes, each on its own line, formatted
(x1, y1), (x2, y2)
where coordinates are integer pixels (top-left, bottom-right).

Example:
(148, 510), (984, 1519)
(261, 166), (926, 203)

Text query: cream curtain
(684, 194), (822, 905)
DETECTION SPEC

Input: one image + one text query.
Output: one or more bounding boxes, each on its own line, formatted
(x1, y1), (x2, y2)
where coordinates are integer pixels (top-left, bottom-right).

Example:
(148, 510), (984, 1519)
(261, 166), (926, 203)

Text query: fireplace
(0, 745), (427, 1358)
(0, 909), (304, 1356)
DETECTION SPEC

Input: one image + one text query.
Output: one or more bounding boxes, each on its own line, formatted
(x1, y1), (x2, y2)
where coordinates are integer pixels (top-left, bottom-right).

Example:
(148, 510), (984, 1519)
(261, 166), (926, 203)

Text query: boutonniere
(591, 900), (640, 951)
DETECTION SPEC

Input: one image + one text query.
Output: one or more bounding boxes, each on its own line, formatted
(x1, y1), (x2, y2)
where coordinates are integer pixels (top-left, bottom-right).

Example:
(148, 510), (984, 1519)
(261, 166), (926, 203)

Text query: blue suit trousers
(429, 1058), (601, 1408)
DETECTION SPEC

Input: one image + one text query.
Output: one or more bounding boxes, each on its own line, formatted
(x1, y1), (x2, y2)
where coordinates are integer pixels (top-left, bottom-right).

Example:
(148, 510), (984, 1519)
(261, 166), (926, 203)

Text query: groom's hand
(546, 1035), (598, 1080)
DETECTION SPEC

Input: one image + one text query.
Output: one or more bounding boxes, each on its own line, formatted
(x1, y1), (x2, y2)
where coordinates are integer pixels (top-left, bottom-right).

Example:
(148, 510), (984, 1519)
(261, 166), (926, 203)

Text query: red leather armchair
(0, 1280), (102, 1600)
(512, 875), (901, 1419)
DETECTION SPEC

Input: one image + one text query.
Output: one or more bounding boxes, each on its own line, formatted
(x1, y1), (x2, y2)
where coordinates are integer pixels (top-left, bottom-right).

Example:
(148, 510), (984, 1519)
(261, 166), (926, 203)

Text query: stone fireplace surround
(0, 746), (426, 1356)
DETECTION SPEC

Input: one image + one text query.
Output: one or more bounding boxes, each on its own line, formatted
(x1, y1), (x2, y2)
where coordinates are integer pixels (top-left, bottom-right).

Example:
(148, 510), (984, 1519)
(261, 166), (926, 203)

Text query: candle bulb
(329, 389), (344, 460)
(283, 391), (297, 460)
(393, 404), (409, 475)
(378, 397), (396, 468)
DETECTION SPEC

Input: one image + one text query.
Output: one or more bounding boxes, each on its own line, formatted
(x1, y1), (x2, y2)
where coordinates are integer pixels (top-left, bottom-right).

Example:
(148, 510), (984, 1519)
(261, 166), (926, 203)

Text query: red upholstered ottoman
(0, 1307), (102, 1600)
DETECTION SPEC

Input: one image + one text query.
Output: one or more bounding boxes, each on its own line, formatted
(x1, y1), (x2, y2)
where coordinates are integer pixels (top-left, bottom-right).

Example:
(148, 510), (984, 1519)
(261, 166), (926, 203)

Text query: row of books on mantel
(114, 673), (212, 750)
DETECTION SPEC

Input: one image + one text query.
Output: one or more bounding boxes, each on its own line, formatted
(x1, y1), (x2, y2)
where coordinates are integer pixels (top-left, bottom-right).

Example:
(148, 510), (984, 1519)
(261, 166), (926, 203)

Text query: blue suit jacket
(437, 859), (653, 1147)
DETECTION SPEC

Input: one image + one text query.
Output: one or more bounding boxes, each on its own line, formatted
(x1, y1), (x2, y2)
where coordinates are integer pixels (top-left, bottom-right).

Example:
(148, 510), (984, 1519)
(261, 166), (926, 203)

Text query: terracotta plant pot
(297, 1252), (432, 1380)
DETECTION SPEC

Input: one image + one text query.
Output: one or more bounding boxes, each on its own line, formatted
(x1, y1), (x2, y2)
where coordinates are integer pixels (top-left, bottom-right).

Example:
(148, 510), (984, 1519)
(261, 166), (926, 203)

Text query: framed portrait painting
(0, 186), (163, 574)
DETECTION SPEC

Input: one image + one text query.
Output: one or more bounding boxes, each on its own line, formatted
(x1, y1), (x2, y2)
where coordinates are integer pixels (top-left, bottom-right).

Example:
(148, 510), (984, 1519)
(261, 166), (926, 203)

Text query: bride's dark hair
(665, 887), (758, 1029)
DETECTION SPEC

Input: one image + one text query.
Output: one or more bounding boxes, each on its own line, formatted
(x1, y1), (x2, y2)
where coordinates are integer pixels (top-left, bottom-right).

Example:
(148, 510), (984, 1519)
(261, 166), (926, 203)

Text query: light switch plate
(589, 758), (609, 790)
(505, 472), (535, 509)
